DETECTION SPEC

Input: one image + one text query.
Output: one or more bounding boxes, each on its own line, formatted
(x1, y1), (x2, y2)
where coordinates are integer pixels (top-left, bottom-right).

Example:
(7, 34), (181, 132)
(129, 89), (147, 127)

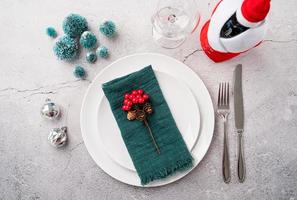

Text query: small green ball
(46, 27), (57, 38)
(96, 46), (109, 58)
(63, 13), (88, 38)
(53, 35), (78, 60)
(99, 20), (116, 38)
(86, 52), (97, 63)
(73, 65), (86, 78)
(80, 31), (97, 49)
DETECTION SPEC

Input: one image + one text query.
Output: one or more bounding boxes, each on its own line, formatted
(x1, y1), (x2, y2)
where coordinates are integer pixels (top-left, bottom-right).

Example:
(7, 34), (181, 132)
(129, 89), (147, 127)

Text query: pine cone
(143, 103), (153, 114)
(127, 110), (136, 121)
(135, 109), (146, 121)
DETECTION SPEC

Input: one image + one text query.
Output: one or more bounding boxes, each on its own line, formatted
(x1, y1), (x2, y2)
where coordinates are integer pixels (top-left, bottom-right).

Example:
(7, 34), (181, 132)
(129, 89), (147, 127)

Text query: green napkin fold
(102, 65), (193, 185)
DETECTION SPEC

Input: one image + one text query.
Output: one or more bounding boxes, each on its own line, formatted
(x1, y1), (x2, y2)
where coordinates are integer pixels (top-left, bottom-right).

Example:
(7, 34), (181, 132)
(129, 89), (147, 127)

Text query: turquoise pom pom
(53, 35), (78, 60)
(99, 20), (116, 38)
(80, 31), (97, 49)
(63, 14), (88, 38)
(86, 52), (97, 63)
(46, 27), (57, 38)
(96, 46), (109, 58)
(73, 65), (86, 78)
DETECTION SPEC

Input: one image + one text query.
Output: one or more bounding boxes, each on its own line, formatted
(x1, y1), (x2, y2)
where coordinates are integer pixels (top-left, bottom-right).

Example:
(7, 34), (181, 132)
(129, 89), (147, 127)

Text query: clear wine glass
(151, 0), (200, 49)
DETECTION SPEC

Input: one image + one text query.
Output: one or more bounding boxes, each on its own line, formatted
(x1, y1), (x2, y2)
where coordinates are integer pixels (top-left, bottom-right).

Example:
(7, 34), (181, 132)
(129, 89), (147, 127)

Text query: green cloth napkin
(102, 65), (193, 185)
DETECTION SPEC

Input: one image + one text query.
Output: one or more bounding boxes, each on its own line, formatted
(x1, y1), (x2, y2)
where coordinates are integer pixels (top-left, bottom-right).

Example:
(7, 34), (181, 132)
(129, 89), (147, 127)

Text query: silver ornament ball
(48, 126), (68, 148)
(40, 98), (60, 120)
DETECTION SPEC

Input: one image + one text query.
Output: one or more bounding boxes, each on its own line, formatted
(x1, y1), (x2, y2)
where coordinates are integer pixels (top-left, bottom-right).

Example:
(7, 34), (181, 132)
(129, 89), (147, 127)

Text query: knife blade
(234, 64), (244, 131)
(233, 64), (245, 182)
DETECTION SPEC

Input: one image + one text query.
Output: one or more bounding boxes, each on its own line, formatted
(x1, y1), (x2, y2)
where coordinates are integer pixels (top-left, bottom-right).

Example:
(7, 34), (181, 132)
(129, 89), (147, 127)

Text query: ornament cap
(61, 126), (67, 132)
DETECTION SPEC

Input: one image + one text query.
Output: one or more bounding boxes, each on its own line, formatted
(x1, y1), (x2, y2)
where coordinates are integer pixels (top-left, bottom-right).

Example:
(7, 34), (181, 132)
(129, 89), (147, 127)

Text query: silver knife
(233, 64), (246, 183)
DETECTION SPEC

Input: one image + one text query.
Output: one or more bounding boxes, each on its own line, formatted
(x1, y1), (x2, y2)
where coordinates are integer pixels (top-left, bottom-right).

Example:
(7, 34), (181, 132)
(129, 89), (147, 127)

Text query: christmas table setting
(1, 0), (297, 199)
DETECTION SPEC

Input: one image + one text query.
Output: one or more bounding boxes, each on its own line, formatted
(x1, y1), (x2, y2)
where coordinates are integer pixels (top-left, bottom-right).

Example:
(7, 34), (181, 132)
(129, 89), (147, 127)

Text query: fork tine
(218, 83), (221, 107)
(225, 82), (227, 106)
(227, 83), (229, 106)
(221, 83), (224, 106)
(225, 82), (228, 106)
(223, 83), (226, 106)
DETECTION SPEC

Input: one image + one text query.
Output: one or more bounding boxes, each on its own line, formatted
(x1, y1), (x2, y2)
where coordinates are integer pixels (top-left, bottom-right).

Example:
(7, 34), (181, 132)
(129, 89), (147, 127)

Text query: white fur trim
(220, 20), (267, 52)
(236, 9), (262, 28)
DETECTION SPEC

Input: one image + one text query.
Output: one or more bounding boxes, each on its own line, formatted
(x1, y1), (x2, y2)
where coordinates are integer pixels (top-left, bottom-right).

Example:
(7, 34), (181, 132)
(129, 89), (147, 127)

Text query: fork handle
(223, 119), (231, 183)
(238, 131), (246, 182)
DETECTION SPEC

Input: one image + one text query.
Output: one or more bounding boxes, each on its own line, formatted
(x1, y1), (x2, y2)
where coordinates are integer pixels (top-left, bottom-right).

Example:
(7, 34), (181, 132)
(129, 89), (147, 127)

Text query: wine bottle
(220, 13), (249, 38)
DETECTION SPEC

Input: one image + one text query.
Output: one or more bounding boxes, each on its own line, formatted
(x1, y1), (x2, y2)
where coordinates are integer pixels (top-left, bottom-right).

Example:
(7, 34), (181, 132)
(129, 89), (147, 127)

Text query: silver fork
(217, 82), (231, 183)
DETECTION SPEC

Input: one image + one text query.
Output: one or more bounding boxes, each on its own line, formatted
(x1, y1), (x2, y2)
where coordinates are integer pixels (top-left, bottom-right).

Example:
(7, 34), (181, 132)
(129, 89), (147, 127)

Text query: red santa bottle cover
(200, 0), (271, 62)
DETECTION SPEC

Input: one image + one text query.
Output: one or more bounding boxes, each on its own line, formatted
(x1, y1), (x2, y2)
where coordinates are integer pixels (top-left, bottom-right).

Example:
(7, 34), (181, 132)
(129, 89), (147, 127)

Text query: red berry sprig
(122, 89), (150, 111)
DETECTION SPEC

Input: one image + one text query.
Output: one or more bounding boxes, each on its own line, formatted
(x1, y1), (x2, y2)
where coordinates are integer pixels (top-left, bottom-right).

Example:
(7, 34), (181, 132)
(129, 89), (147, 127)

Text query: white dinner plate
(96, 71), (200, 171)
(81, 53), (214, 187)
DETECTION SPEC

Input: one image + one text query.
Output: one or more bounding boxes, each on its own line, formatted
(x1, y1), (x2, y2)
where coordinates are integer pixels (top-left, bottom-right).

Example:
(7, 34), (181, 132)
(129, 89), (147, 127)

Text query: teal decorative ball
(80, 31), (97, 49)
(46, 27), (57, 38)
(99, 20), (116, 38)
(96, 46), (109, 58)
(73, 65), (86, 78)
(53, 35), (78, 60)
(63, 14), (88, 38)
(86, 52), (97, 63)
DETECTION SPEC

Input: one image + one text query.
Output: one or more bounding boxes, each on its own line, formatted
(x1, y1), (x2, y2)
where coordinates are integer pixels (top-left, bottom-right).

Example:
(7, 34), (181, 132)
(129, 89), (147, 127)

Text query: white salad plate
(81, 53), (214, 187)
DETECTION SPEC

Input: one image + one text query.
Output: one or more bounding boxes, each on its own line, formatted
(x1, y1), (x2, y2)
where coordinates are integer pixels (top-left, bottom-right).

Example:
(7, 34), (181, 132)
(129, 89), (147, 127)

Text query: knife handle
(223, 119), (231, 183)
(238, 131), (246, 182)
